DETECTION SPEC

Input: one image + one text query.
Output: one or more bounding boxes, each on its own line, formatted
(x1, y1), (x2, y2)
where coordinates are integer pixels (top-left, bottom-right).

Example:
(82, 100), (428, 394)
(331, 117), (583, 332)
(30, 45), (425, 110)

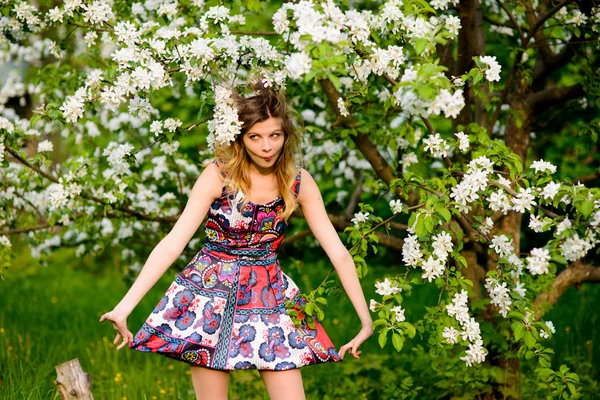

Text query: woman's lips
(263, 156), (273, 161)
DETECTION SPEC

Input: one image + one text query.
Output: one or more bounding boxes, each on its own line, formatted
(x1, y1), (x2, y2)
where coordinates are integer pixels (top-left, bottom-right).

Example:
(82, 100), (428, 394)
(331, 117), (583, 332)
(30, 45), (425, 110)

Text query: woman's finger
(339, 344), (348, 359)
(117, 335), (128, 350)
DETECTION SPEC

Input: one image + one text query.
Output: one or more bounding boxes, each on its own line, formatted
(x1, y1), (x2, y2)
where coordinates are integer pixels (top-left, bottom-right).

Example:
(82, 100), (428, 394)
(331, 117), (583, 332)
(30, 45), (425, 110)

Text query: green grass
(1, 245), (598, 399)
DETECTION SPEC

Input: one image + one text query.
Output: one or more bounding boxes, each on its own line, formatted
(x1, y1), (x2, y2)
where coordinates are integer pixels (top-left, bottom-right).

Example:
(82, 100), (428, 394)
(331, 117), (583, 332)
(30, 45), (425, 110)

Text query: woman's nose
(262, 139), (272, 152)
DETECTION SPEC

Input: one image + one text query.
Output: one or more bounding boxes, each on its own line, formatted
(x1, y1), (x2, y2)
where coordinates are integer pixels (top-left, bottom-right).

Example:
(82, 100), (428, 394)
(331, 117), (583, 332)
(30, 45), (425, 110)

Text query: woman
(100, 82), (373, 400)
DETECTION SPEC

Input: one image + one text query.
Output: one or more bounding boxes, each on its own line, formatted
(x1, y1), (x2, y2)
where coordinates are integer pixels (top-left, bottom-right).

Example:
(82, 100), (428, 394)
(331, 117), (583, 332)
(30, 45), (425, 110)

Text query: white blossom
(389, 199), (404, 214)
(428, 89), (465, 119)
(529, 214), (547, 233)
(461, 339), (487, 366)
(369, 299), (378, 312)
(560, 234), (593, 262)
(37, 140), (54, 153)
(390, 305), (406, 322)
(556, 218), (572, 235)
(479, 217), (494, 236)
(351, 211), (370, 227)
(513, 281), (526, 297)
(375, 277), (402, 296)
(485, 277), (511, 317)
(490, 235), (514, 258)
(454, 131), (469, 152)
(432, 231), (453, 261)
(207, 85), (243, 147)
(531, 160), (557, 174)
(445, 15), (461, 35)
(526, 247), (551, 275)
(285, 52), (312, 80)
(512, 187), (536, 213)
(442, 326), (460, 344)
(479, 55), (502, 82)
(164, 118), (182, 132)
(337, 97), (349, 117)
(488, 189), (512, 214)
(421, 255), (445, 282)
(423, 133), (450, 158)
(402, 234), (423, 267)
(83, 1), (114, 26)
(0, 235), (12, 248)
(541, 181), (561, 200)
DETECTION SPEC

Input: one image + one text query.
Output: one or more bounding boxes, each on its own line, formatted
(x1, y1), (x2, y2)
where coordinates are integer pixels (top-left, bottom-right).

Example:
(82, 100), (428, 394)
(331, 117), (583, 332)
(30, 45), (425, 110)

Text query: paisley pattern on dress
(129, 166), (342, 370)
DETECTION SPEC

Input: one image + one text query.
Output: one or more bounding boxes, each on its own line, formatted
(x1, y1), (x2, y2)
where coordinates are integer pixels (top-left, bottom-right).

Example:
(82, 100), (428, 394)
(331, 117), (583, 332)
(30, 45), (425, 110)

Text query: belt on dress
(203, 241), (278, 263)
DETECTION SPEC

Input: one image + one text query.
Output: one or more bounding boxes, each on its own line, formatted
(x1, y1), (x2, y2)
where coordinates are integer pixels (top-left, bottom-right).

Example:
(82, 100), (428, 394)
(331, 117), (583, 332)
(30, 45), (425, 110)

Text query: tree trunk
(55, 359), (94, 400)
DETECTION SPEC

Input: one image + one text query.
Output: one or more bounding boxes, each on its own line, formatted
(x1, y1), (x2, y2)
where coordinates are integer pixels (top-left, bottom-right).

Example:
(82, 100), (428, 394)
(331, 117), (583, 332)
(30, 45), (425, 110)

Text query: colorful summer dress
(129, 166), (342, 370)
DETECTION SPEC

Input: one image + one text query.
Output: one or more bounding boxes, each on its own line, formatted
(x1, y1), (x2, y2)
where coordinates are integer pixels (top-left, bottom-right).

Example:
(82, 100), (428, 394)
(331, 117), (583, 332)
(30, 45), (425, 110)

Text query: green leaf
(537, 368), (554, 379)
(400, 322), (416, 338)
(392, 332), (404, 352)
(579, 200), (594, 218)
(524, 331), (535, 349)
(538, 356), (550, 368)
(514, 324), (524, 341)
(438, 208), (451, 223)
(315, 297), (328, 305)
(413, 38), (427, 55)
(328, 73), (341, 91)
(305, 303), (314, 315)
(378, 331), (388, 348)
(29, 114), (41, 129)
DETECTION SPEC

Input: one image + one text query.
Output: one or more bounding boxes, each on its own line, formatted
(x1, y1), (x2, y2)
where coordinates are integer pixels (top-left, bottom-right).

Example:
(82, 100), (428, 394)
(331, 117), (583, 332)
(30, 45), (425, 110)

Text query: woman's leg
(189, 365), (230, 400)
(259, 369), (306, 400)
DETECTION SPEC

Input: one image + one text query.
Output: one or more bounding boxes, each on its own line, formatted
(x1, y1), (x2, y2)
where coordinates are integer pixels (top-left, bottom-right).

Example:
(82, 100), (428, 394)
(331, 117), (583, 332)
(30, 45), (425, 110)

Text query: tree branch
(526, 0), (573, 44)
(318, 79), (396, 185)
(328, 213), (404, 251)
(6, 146), (178, 224)
(533, 260), (600, 320)
(497, 0), (525, 43)
(532, 36), (583, 85)
(286, 213), (405, 252)
(526, 83), (585, 112)
(281, 229), (312, 246)
(344, 171), (364, 220)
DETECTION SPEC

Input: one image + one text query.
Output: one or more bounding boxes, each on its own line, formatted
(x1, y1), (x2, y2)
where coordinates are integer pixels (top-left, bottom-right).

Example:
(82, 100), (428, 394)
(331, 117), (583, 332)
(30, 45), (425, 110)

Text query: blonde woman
(100, 82), (373, 400)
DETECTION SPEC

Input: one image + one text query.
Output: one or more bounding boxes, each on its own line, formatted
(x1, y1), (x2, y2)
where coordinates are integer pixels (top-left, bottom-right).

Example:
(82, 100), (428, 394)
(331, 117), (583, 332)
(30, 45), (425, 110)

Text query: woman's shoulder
(198, 161), (225, 199)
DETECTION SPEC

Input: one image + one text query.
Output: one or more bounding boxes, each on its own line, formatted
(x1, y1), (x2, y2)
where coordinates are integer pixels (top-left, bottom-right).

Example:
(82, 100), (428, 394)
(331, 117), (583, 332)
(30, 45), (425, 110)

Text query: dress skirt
(129, 243), (342, 370)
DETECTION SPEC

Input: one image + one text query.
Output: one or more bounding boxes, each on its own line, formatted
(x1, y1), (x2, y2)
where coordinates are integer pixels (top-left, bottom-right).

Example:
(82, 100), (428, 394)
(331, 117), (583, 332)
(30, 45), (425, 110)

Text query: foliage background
(1, 0), (600, 398)
(1, 244), (599, 399)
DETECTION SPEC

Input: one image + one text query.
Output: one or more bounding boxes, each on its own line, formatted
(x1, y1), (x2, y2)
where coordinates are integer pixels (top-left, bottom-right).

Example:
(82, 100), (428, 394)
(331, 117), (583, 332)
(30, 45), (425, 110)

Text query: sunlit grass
(1, 244), (598, 399)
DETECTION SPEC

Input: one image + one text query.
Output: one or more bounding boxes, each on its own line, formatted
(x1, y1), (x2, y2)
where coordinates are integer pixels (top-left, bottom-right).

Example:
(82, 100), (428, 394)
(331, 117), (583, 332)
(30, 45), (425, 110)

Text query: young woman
(100, 83), (373, 400)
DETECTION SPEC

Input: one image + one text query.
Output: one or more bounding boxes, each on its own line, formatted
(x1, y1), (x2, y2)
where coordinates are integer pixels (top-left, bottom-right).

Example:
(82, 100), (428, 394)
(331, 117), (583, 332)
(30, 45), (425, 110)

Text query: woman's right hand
(338, 323), (373, 360)
(99, 309), (133, 350)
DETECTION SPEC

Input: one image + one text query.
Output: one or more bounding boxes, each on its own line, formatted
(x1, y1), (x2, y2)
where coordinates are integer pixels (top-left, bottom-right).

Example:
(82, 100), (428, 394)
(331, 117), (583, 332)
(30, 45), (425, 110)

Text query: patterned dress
(129, 166), (342, 370)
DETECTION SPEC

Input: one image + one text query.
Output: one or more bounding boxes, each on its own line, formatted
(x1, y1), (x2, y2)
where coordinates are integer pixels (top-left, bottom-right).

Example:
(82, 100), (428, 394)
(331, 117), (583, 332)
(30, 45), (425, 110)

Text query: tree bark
(55, 359), (94, 400)
(533, 260), (600, 320)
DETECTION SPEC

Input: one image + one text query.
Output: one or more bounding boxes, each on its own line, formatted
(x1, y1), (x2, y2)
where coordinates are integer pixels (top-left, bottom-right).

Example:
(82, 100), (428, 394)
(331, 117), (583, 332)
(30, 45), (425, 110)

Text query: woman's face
(242, 117), (285, 170)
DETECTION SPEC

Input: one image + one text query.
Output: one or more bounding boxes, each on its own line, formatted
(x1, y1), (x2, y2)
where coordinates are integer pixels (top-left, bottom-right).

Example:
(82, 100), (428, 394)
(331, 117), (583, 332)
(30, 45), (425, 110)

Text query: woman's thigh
(259, 368), (305, 400)
(189, 365), (230, 400)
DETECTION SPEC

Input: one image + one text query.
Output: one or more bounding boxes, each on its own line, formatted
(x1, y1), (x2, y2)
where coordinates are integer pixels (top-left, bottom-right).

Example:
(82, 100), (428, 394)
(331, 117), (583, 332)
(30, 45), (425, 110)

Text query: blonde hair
(214, 79), (302, 221)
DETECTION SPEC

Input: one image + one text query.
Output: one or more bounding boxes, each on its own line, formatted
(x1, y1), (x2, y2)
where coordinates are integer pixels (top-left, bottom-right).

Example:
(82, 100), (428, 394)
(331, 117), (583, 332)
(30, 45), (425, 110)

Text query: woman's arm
(100, 162), (223, 348)
(296, 168), (373, 359)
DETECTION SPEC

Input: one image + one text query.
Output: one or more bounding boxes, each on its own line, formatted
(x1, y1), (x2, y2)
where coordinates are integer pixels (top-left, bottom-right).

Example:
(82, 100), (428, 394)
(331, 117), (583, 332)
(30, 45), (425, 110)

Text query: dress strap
(292, 165), (302, 196)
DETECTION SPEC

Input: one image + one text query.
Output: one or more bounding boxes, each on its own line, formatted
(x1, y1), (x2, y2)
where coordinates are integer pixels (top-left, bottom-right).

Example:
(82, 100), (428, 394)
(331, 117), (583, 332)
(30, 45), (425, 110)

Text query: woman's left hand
(339, 324), (373, 360)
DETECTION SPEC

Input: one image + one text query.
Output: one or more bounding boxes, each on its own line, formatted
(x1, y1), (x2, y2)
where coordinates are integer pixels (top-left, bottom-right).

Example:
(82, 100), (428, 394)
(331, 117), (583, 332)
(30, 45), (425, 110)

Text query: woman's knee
(189, 365), (229, 400)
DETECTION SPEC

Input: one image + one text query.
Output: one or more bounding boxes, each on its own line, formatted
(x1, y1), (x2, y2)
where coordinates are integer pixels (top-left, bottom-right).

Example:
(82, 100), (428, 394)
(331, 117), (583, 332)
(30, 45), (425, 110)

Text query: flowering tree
(1, 0), (599, 397)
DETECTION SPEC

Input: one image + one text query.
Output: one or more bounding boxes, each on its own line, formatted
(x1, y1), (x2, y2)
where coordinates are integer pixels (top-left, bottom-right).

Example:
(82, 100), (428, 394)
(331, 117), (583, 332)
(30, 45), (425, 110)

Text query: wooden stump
(55, 358), (94, 399)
